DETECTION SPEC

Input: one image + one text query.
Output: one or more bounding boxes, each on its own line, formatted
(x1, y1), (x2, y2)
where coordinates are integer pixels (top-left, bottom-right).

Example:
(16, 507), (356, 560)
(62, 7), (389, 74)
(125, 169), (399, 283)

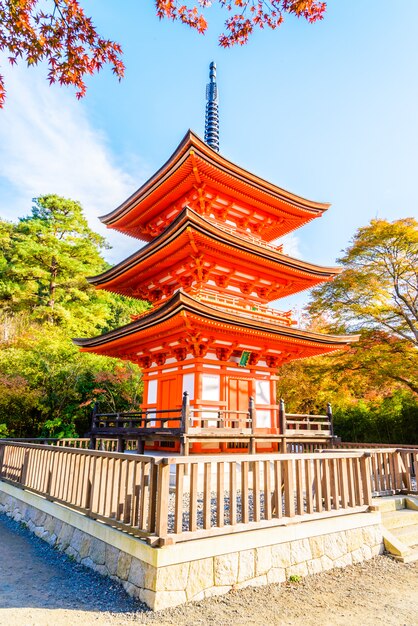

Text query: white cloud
(0, 66), (147, 262)
(278, 232), (302, 259)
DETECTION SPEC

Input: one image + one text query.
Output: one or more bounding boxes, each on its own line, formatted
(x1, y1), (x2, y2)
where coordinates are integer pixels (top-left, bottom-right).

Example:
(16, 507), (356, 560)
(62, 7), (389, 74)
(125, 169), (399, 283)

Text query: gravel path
(1, 511), (417, 626)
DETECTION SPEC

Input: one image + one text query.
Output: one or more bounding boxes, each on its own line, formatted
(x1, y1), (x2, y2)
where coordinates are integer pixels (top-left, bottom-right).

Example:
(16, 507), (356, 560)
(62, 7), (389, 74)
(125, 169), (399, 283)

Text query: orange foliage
(155, 0), (326, 47)
(0, 0), (124, 107)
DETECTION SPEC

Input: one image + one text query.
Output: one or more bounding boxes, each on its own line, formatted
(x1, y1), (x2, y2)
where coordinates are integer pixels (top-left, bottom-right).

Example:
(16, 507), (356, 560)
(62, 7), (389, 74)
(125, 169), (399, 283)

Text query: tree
(274, 217), (418, 444)
(0, 194), (147, 335)
(0, 0), (124, 107)
(0, 327), (143, 437)
(0, 196), (148, 437)
(309, 218), (418, 346)
(156, 0), (326, 47)
(0, 0), (325, 107)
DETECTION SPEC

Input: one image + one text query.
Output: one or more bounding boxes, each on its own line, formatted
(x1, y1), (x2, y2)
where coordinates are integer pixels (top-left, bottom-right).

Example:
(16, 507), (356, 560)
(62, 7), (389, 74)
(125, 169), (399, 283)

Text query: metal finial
(205, 61), (219, 152)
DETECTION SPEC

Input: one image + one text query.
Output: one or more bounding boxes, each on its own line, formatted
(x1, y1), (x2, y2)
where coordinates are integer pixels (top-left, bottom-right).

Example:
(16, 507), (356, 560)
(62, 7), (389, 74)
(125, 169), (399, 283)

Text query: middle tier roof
(89, 207), (341, 304)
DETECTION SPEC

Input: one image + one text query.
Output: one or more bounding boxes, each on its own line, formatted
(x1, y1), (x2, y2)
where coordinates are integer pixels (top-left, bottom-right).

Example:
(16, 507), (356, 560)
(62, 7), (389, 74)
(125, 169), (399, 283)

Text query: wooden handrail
(2, 441), (413, 546)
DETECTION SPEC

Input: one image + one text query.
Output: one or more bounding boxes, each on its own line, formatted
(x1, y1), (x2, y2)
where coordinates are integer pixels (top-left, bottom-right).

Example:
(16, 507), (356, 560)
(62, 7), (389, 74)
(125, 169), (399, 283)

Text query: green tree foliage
(0, 195), (147, 437)
(309, 218), (418, 346)
(0, 195), (146, 335)
(277, 218), (418, 444)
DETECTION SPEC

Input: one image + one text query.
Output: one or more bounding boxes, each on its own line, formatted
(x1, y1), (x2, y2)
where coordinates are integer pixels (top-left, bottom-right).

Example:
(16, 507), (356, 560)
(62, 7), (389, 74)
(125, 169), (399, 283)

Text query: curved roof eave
(88, 207), (341, 287)
(99, 130), (331, 227)
(73, 290), (359, 349)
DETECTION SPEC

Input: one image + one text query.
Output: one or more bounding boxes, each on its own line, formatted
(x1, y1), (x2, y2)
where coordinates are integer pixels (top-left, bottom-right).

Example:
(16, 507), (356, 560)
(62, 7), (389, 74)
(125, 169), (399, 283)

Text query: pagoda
(75, 63), (357, 454)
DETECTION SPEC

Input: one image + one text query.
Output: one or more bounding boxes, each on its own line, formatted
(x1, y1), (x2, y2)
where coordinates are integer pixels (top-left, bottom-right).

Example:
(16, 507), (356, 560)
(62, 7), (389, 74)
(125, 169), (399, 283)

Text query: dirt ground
(0, 513), (417, 626)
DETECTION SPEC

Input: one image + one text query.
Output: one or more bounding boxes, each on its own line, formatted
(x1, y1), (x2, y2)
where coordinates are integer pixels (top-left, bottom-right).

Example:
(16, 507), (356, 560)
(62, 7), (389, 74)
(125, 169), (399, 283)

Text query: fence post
(180, 392), (190, 466)
(0, 441), (5, 475)
(360, 452), (372, 505)
(279, 398), (287, 453)
(249, 396), (256, 454)
(181, 391), (190, 435)
(89, 402), (98, 450)
(327, 402), (334, 439)
(155, 459), (170, 543)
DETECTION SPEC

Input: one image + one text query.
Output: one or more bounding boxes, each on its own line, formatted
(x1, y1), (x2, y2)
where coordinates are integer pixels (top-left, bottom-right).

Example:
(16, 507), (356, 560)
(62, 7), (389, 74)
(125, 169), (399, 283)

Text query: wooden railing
(0, 441), (158, 540)
(0, 441), (379, 546)
(280, 399), (333, 438)
(319, 447), (417, 495)
(2, 437), (90, 448)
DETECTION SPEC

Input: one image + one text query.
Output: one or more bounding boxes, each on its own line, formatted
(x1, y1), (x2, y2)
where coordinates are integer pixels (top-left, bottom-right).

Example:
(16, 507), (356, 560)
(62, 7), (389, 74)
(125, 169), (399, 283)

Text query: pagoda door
(157, 376), (179, 426)
(227, 378), (251, 429)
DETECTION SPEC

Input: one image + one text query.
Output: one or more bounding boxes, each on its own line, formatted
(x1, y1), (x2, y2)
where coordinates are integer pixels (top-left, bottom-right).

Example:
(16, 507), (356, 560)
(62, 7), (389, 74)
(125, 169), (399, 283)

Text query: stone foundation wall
(0, 482), (384, 611)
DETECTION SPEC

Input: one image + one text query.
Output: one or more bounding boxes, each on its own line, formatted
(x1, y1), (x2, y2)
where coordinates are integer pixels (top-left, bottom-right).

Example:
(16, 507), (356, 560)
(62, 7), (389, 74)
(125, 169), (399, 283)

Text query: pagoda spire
(204, 62), (219, 152)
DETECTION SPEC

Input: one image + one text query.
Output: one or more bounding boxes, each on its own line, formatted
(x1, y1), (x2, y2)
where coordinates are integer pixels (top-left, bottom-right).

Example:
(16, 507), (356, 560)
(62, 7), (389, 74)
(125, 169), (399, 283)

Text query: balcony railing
(195, 291), (294, 326)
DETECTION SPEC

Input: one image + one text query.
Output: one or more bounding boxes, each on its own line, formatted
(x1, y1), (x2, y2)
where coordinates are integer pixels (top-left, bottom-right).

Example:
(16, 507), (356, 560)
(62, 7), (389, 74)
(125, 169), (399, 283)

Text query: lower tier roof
(74, 291), (358, 367)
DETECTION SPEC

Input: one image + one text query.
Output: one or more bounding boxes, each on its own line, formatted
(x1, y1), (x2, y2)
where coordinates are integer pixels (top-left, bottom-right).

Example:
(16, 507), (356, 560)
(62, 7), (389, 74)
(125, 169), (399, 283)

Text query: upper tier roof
(100, 131), (330, 242)
(90, 207), (340, 303)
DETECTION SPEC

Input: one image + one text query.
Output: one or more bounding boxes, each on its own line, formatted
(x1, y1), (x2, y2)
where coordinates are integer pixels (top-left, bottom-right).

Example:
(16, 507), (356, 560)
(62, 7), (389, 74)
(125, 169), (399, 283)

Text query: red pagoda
(75, 64), (357, 454)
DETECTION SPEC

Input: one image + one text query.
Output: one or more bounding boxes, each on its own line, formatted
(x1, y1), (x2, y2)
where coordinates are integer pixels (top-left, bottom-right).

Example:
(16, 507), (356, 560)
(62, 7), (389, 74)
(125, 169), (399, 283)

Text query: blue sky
(1, 1), (417, 312)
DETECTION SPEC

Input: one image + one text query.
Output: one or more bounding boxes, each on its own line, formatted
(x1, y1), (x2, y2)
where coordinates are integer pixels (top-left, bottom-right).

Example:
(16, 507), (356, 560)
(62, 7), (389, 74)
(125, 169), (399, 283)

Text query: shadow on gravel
(0, 512), (149, 614)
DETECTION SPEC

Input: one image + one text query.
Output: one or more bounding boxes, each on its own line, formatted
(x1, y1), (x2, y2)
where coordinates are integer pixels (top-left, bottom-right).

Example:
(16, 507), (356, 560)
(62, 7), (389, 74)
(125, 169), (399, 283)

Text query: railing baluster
(216, 462), (225, 528)
(174, 464), (184, 534)
(189, 463), (198, 531)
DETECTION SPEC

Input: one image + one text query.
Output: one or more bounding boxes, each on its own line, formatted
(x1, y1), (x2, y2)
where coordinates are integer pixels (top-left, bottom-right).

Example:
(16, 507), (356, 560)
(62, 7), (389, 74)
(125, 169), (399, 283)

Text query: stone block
(272, 543), (292, 569)
(333, 553), (352, 568)
(214, 552), (239, 586)
(256, 546), (272, 576)
(81, 556), (95, 569)
(361, 544), (372, 560)
(156, 562), (189, 592)
(93, 563), (109, 577)
(53, 520), (63, 537)
(139, 588), (157, 610)
(89, 537), (106, 565)
(323, 532), (347, 560)
(307, 558), (323, 575)
(79, 535), (92, 559)
(309, 535), (325, 559)
(122, 581), (141, 599)
(71, 528), (84, 554)
(204, 585), (231, 600)
(372, 543), (384, 557)
(238, 549), (255, 582)
(144, 563), (157, 591)
(65, 546), (79, 560)
(105, 545), (120, 576)
(286, 562), (308, 579)
(186, 558), (214, 599)
(267, 567), (286, 584)
(351, 548), (364, 564)
(128, 557), (146, 589)
(34, 526), (45, 539)
(57, 523), (74, 549)
(188, 589), (205, 603)
(34, 511), (47, 527)
(320, 555), (333, 571)
(41, 514), (53, 533)
(152, 589), (188, 611)
(345, 528), (364, 552)
(235, 574), (267, 590)
(117, 552), (132, 581)
(362, 526), (374, 544)
(291, 539), (312, 565)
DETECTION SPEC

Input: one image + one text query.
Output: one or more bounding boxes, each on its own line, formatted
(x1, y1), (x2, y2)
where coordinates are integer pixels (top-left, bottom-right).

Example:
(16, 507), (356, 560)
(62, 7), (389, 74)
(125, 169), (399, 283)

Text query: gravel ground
(0, 511), (417, 626)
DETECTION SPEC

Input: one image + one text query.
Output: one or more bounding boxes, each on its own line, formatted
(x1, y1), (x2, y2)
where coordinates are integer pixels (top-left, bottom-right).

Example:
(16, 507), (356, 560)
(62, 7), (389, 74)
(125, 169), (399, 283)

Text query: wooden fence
(4, 441), (413, 545)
